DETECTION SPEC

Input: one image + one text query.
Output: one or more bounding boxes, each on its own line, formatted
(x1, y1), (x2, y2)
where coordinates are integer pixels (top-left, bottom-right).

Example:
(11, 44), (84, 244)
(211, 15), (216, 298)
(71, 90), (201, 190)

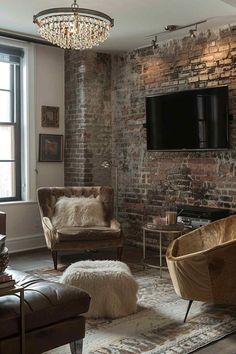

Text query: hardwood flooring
(10, 246), (236, 354)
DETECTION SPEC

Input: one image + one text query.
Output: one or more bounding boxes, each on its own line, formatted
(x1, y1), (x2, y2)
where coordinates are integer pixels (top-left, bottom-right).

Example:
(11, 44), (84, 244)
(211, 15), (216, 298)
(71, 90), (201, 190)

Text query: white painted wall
(35, 45), (65, 189)
(1, 43), (65, 253)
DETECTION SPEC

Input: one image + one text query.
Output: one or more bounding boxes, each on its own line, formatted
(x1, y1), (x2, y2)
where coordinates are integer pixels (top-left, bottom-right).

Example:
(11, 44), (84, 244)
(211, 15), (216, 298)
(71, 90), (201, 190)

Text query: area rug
(30, 265), (236, 354)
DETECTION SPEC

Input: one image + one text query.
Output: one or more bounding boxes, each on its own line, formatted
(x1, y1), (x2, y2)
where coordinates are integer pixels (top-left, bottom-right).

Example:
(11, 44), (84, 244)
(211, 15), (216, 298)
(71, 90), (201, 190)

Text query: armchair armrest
(110, 219), (121, 230)
(42, 217), (57, 249)
(42, 217), (56, 232)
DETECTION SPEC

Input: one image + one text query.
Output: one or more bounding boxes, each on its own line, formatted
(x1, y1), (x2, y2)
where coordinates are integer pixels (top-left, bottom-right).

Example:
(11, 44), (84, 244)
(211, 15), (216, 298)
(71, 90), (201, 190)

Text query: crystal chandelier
(33, 0), (114, 50)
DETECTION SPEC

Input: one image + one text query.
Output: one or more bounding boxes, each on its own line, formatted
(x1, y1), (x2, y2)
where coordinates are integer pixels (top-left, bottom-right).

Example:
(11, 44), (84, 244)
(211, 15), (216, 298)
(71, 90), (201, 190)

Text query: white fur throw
(51, 196), (106, 229)
(60, 260), (138, 319)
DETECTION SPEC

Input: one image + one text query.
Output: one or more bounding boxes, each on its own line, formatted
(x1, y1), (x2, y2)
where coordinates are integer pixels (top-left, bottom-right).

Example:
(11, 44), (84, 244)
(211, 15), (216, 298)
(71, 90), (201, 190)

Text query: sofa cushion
(0, 269), (90, 340)
(57, 226), (121, 241)
(52, 196), (107, 229)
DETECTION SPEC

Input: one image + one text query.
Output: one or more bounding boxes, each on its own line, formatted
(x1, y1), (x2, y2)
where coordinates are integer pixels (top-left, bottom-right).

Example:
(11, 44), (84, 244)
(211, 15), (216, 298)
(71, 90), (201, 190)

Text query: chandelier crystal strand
(33, 0), (114, 50)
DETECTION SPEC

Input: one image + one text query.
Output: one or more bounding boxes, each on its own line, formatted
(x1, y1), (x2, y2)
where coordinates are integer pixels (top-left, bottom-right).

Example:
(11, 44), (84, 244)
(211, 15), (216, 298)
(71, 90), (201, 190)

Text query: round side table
(142, 224), (185, 278)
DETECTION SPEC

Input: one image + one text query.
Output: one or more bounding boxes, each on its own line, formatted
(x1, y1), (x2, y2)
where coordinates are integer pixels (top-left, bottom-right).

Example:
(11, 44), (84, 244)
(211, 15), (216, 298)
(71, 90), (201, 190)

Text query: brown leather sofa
(0, 212), (6, 235)
(0, 211), (90, 353)
(166, 214), (236, 321)
(37, 186), (124, 269)
(0, 269), (90, 354)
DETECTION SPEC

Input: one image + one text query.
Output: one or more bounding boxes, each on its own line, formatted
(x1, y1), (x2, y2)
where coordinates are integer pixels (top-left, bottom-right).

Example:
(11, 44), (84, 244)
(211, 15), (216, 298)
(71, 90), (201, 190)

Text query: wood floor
(10, 246), (236, 354)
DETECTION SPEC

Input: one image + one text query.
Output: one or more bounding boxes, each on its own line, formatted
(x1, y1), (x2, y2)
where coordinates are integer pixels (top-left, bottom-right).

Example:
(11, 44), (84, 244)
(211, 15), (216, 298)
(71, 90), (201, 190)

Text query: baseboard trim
(6, 233), (46, 254)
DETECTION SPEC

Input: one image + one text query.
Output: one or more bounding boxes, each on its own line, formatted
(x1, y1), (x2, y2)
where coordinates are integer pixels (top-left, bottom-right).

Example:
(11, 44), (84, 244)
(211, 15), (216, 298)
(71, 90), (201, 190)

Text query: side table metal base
(142, 225), (184, 278)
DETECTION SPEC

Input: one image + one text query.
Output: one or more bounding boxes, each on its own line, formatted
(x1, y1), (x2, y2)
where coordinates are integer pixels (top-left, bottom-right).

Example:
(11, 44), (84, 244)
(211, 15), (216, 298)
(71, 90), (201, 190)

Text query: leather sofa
(0, 211), (90, 353)
(37, 186), (124, 269)
(0, 269), (90, 354)
(0, 212), (6, 235)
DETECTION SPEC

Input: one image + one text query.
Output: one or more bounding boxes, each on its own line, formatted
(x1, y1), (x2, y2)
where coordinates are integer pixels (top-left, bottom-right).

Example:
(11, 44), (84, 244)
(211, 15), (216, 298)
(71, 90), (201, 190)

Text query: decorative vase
(0, 247), (9, 273)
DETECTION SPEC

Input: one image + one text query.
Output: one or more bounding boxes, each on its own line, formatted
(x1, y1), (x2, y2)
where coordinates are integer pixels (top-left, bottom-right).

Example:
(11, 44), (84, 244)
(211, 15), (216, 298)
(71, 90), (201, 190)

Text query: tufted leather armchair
(37, 186), (124, 269)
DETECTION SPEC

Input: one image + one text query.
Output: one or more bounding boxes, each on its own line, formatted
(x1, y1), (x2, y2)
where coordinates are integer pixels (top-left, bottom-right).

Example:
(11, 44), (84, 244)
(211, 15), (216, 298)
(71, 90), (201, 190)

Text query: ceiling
(1, 0), (236, 51)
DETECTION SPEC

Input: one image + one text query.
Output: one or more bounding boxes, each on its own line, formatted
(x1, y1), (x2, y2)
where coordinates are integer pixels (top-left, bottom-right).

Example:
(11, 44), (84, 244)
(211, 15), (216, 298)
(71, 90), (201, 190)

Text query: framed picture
(41, 106), (59, 128)
(39, 134), (63, 162)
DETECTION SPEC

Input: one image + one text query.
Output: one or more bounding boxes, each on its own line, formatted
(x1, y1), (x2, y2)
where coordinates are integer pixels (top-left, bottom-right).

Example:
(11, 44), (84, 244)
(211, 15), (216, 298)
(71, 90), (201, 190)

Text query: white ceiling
(0, 0), (236, 51)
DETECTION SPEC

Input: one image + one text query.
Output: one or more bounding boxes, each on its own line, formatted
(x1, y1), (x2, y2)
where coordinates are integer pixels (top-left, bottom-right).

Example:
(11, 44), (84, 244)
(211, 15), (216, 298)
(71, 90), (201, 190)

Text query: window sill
(0, 200), (36, 206)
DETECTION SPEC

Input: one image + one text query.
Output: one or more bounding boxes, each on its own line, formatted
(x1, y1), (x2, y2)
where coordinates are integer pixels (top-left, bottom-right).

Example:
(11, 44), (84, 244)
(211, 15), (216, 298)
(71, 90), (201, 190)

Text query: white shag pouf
(60, 260), (138, 319)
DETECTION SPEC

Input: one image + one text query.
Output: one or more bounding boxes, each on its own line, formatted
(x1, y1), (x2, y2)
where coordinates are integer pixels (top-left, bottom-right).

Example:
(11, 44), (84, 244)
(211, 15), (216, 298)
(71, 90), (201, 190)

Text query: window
(0, 45), (23, 202)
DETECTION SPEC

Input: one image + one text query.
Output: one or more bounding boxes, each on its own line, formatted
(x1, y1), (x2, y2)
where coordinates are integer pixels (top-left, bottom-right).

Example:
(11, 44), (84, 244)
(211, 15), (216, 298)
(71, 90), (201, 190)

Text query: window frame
(0, 55), (22, 202)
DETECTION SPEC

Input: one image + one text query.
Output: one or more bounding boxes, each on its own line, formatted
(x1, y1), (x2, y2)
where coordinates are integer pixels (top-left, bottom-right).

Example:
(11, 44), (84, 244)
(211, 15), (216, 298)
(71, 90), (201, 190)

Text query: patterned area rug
(30, 264), (236, 354)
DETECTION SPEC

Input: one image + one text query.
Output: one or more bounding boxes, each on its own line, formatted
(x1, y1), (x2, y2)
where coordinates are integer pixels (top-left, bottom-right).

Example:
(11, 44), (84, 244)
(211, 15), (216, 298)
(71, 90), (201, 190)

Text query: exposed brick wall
(64, 51), (112, 186)
(64, 26), (236, 247)
(112, 26), (236, 246)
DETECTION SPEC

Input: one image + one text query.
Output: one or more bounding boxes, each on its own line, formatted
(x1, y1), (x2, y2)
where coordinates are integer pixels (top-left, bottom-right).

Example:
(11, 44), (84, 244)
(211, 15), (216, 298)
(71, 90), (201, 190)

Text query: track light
(148, 20), (204, 49)
(164, 25), (179, 31)
(189, 24), (197, 38)
(189, 29), (196, 38)
(152, 36), (158, 49)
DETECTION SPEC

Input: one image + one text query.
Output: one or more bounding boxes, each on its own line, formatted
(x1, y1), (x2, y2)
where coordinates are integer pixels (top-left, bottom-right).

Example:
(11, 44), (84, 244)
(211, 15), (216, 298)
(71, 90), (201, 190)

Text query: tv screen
(146, 86), (229, 151)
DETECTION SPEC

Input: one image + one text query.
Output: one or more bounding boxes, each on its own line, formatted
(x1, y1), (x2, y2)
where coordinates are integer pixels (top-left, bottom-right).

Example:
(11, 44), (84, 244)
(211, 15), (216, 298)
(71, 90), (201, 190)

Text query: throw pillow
(51, 196), (107, 229)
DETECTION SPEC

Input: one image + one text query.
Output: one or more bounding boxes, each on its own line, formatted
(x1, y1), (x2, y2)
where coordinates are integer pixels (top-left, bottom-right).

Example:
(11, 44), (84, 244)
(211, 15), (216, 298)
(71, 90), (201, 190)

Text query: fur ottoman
(60, 260), (138, 319)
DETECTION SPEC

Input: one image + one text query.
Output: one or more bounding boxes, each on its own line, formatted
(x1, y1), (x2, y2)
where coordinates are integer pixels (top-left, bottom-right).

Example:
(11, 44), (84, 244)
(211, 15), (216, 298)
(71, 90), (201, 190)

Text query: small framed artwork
(39, 134), (63, 162)
(41, 106), (59, 128)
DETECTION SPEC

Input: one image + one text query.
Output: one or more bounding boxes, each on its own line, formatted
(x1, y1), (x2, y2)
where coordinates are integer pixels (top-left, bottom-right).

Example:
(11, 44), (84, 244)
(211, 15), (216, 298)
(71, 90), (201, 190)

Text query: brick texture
(112, 26), (236, 247)
(64, 51), (112, 186)
(65, 26), (236, 247)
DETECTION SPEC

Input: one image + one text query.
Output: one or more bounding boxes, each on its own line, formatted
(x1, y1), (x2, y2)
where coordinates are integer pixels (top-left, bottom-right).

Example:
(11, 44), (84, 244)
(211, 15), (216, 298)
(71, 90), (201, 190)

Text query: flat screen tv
(146, 86), (229, 151)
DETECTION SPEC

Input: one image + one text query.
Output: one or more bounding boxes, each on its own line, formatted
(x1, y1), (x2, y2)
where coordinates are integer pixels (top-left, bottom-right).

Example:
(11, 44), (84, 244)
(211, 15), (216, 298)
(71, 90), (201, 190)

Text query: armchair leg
(117, 247), (123, 261)
(184, 300), (193, 323)
(70, 339), (83, 354)
(51, 251), (58, 270)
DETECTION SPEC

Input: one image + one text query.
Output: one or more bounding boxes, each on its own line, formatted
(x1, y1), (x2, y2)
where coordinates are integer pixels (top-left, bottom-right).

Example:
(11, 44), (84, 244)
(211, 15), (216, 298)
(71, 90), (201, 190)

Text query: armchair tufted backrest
(37, 186), (114, 223)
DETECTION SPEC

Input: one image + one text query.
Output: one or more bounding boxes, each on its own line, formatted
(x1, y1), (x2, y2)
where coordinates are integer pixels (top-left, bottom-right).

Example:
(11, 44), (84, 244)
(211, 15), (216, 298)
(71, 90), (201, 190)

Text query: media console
(177, 205), (232, 229)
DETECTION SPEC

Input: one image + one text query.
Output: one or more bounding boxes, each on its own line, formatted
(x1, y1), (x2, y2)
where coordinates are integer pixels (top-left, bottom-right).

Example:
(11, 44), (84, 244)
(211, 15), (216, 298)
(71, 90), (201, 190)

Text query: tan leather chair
(37, 186), (124, 269)
(166, 214), (236, 321)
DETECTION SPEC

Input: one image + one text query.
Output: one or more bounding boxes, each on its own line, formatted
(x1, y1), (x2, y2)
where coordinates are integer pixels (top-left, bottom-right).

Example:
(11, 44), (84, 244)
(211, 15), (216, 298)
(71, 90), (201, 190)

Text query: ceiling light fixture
(189, 29), (196, 38)
(189, 24), (198, 38)
(148, 19), (206, 48)
(152, 36), (159, 49)
(164, 20), (205, 33)
(164, 25), (180, 31)
(33, 0), (114, 50)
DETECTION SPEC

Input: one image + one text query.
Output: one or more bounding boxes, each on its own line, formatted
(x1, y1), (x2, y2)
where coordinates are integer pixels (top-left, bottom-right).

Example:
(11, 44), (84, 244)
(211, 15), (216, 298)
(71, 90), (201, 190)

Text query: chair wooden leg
(184, 300), (193, 323)
(51, 251), (58, 270)
(70, 339), (83, 354)
(117, 247), (123, 261)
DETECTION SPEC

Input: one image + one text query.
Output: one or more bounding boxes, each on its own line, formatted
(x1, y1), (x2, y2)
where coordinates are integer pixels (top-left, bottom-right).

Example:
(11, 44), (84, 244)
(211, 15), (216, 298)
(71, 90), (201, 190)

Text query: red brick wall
(65, 26), (236, 246)
(65, 51), (112, 186)
(112, 27), (236, 246)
